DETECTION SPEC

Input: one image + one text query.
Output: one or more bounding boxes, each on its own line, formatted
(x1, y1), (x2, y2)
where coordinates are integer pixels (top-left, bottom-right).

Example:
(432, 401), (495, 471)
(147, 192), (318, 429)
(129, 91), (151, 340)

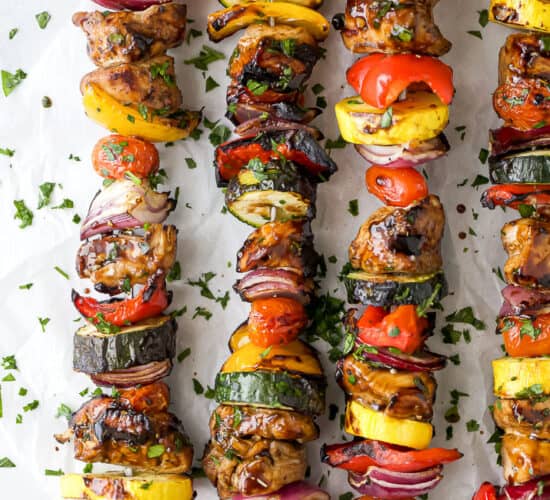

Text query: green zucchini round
(344, 270), (448, 307)
(73, 316), (177, 374)
(489, 151), (550, 184)
(225, 160), (316, 227)
(215, 370), (326, 415)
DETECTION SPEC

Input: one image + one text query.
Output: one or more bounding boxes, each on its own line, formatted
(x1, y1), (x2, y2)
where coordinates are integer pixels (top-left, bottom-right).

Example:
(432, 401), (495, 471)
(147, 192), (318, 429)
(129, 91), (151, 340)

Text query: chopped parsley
(467, 30), (482, 39)
(13, 200), (33, 228)
(2, 69), (27, 97)
(209, 124), (231, 146)
(193, 306), (212, 320)
(0, 147), (15, 156)
(55, 403), (73, 421)
(466, 419), (480, 432)
(0, 457), (15, 468)
(445, 307), (485, 330)
(19, 283), (33, 290)
(2, 355), (17, 370)
(348, 199), (359, 216)
(52, 198), (74, 210)
(478, 148), (489, 164)
(471, 174), (489, 188)
(147, 444), (165, 458)
(23, 400), (39, 412)
(167, 261), (181, 282)
(184, 45), (225, 71)
(9, 29), (18, 40)
(205, 76), (219, 92)
(38, 317), (50, 333)
(185, 158), (197, 169)
(35, 11), (51, 29)
(192, 378), (204, 394)
(478, 9), (489, 27)
(54, 266), (69, 280)
(38, 182), (56, 209)
(45, 469), (64, 476)
(177, 348), (191, 363)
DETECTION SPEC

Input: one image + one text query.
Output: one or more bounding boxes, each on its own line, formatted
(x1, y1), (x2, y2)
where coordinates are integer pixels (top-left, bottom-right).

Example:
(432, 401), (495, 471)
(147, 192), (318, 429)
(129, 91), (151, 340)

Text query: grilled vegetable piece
(489, 151), (550, 184)
(219, 0), (323, 7)
(339, 0), (451, 56)
(55, 383), (193, 473)
(337, 354), (436, 421)
(72, 4), (187, 68)
(225, 160), (316, 227)
(500, 285), (550, 317)
(73, 270), (171, 326)
(73, 315), (176, 375)
(349, 195), (445, 275)
(203, 438), (307, 498)
(473, 482), (498, 500)
(493, 357), (550, 398)
(215, 370), (326, 415)
(215, 129), (337, 186)
(345, 398), (433, 450)
(60, 473), (193, 500)
(490, 125), (550, 158)
(207, 2), (330, 42)
(500, 313), (550, 357)
(335, 92), (449, 146)
(499, 33), (550, 84)
(81, 56), (182, 115)
(321, 439), (462, 474)
(82, 83), (201, 143)
(502, 432), (550, 484)
(77, 224), (177, 294)
(482, 184), (550, 217)
(237, 221), (319, 277)
(229, 321), (251, 352)
(489, 0), (550, 33)
(91, 359), (172, 388)
(92, 0), (171, 10)
(344, 270), (447, 306)
(210, 405), (319, 445)
(494, 398), (550, 440)
(502, 218), (550, 289)
(366, 165), (429, 207)
(229, 99), (321, 129)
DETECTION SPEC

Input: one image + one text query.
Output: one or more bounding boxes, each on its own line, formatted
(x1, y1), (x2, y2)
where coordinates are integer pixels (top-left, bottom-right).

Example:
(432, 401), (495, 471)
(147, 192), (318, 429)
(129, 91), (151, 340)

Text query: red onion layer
(91, 0), (170, 10)
(91, 359), (172, 388)
(356, 342), (447, 372)
(231, 481), (329, 500)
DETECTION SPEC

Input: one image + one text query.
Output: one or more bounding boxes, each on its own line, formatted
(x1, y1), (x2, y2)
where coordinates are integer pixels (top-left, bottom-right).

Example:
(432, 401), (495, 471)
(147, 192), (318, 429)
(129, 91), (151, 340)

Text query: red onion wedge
(236, 118), (323, 140)
(349, 465), (443, 499)
(500, 285), (550, 317)
(81, 180), (175, 240)
(231, 481), (329, 500)
(91, 0), (170, 10)
(490, 125), (550, 158)
(501, 475), (550, 499)
(91, 359), (172, 388)
(355, 342), (447, 372)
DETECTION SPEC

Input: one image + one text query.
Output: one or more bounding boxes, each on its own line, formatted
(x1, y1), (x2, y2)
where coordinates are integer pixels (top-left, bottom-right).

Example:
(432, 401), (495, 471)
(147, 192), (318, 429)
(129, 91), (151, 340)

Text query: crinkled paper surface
(0, 0), (512, 498)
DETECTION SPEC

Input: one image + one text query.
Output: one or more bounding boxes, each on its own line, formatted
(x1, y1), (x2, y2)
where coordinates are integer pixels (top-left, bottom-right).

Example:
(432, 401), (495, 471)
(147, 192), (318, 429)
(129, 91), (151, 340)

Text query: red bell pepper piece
(365, 165), (429, 207)
(357, 305), (429, 354)
(72, 270), (171, 326)
(472, 482), (498, 500)
(482, 184), (550, 212)
(347, 53), (454, 109)
(321, 439), (462, 474)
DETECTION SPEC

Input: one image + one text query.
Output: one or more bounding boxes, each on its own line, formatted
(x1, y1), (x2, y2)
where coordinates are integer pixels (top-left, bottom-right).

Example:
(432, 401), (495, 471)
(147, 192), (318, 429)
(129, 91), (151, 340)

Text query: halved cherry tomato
(500, 314), (550, 357)
(482, 184), (550, 212)
(357, 305), (429, 354)
(92, 134), (159, 180)
(322, 439), (463, 474)
(347, 54), (454, 109)
(472, 482), (498, 500)
(119, 381), (170, 413)
(249, 297), (308, 347)
(366, 165), (429, 207)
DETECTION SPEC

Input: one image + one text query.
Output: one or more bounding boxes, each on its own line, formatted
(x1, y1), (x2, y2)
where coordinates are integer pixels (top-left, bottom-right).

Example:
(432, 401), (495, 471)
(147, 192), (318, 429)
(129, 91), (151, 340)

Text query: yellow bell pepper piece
(219, 0), (323, 8)
(222, 340), (322, 376)
(335, 92), (449, 146)
(82, 84), (201, 143)
(229, 322), (251, 352)
(345, 399), (433, 450)
(489, 0), (550, 33)
(61, 473), (193, 500)
(207, 2), (330, 42)
(493, 357), (550, 398)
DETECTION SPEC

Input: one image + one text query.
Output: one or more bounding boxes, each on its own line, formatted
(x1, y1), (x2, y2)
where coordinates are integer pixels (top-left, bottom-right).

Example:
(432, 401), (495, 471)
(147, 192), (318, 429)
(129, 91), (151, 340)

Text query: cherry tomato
(501, 314), (550, 357)
(249, 298), (308, 347)
(472, 482), (498, 500)
(366, 165), (428, 207)
(92, 134), (159, 180)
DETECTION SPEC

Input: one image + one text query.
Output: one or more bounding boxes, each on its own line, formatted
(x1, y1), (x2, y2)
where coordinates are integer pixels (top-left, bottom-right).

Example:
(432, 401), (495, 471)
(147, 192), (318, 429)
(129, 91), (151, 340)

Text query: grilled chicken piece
(502, 218), (550, 289)
(499, 33), (550, 85)
(81, 55), (182, 113)
(73, 4), (187, 68)
(349, 195), (445, 275)
(77, 224), (177, 294)
(494, 399), (550, 440)
(502, 432), (550, 484)
(210, 405), (319, 447)
(55, 382), (193, 474)
(203, 437), (307, 499)
(341, 0), (451, 56)
(229, 24), (320, 92)
(337, 355), (436, 421)
(237, 221), (319, 277)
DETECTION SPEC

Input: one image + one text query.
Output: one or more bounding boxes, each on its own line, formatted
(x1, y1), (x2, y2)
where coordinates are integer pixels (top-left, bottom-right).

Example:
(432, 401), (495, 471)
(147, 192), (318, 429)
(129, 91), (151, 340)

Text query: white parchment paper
(0, 0), (515, 498)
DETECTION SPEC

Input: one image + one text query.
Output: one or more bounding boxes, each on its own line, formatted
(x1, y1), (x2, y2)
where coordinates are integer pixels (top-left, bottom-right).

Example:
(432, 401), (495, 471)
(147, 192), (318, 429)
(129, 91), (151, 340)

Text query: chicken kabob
(472, 2), (550, 499)
(320, 1), (463, 499)
(199, 2), (338, 499)
(53, 2), (200, 499)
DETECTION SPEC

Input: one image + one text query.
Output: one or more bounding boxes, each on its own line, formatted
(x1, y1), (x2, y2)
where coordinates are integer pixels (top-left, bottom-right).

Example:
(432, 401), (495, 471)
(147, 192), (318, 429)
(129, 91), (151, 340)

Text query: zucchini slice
(489, 150), (550, 183)
(225, 161), (316, 227)
(73, 315), (177, 374)
(344, 269), (448, 307)
(61, 473), (193, 500)
(215, 370), (326, 415)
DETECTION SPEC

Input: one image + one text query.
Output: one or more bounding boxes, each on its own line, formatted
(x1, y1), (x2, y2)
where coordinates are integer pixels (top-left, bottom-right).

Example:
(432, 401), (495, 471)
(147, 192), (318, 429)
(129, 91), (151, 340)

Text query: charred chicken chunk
(349, 195), (445, 275)
(502, 218), (550, 289)
(499, 33), (550, 85)
(502, 432), (550, 484)
(494, 399), (550, 440)
(237, 221), (319, 277)
(77, 224), (177, 294)
(337, 355), (436, 421)
(73, 4), (187, 68)
(340, 0), (451, 56)
(203, 437), (307, 499)
(81, 55), (182, 113)
(55, 382), (193, 474)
